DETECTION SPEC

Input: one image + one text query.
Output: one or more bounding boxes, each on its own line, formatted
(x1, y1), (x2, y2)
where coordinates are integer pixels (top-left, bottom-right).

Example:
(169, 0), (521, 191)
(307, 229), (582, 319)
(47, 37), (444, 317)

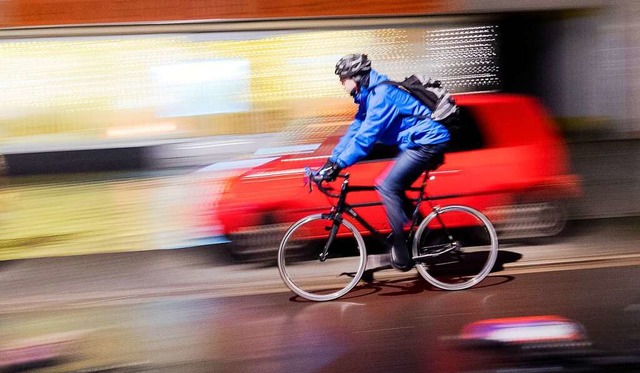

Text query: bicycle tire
(412, 205), (498, 291)
(278, 214), (367, 301)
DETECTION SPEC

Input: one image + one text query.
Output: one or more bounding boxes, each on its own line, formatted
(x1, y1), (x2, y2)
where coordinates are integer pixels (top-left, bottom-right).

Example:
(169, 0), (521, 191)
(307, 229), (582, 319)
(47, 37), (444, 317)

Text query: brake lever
(304, 166), (314, 193)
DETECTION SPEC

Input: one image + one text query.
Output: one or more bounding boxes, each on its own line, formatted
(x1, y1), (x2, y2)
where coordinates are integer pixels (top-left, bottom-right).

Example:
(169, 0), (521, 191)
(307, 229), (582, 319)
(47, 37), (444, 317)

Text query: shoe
(390, 241), (413, 272)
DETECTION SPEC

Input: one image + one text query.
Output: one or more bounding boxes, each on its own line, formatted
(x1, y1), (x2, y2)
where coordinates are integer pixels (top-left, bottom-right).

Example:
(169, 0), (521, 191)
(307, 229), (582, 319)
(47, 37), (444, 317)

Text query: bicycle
(277, 168), (499, 301)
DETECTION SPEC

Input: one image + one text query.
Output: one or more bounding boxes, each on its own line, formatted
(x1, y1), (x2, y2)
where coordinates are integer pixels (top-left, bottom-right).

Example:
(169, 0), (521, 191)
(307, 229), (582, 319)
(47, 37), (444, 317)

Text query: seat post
(421, 171), (430, 188)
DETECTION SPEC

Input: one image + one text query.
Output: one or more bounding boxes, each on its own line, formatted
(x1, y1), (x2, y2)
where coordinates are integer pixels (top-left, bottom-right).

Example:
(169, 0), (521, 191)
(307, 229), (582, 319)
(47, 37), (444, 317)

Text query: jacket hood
(368, 69), (389, 86)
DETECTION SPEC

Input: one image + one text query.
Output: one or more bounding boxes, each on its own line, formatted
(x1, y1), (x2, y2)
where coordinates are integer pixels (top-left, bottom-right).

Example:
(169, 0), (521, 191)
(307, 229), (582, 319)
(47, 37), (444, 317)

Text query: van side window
(447, 106), (486, 153)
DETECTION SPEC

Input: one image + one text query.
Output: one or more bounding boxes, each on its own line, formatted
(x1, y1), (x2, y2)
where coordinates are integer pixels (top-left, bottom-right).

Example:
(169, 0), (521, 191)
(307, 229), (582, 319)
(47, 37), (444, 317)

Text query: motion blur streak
(1, 1), (640, 372)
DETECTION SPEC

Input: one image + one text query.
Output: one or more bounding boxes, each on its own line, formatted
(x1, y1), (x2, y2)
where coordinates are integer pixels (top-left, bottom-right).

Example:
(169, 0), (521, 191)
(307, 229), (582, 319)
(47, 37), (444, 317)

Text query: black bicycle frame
(318, 172), (459, 259)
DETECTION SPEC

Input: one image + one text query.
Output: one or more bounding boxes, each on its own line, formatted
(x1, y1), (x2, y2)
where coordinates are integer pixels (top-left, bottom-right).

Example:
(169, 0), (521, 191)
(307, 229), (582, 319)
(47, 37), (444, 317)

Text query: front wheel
(278, 214), (367, 301)
(412, 205), (499, 291)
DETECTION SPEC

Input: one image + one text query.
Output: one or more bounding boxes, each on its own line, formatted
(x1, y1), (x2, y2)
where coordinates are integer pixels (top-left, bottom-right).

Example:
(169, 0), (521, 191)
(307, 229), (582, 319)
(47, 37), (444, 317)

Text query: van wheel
(227, 213), (287, 264)
(489, 201), (568, 241)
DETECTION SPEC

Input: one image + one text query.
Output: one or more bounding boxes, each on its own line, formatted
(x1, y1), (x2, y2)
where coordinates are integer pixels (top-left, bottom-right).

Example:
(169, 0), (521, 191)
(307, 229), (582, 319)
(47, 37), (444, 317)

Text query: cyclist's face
(340, 77), (357, 95)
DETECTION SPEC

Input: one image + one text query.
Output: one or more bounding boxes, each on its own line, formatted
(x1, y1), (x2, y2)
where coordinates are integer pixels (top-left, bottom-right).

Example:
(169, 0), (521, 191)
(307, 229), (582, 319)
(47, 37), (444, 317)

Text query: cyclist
(318, 53), (450, 273)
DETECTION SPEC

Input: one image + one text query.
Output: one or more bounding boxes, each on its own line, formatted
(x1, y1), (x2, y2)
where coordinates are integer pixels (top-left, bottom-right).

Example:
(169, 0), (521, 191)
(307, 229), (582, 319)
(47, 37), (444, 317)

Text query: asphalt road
(0, 218), (639, 372)
(2, 263), (640, 372)
(0, 216), (638, 311)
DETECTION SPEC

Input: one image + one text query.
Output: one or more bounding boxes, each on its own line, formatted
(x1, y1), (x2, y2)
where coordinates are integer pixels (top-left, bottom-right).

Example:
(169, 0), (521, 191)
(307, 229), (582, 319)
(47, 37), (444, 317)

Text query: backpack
(380, 75), (460, 128)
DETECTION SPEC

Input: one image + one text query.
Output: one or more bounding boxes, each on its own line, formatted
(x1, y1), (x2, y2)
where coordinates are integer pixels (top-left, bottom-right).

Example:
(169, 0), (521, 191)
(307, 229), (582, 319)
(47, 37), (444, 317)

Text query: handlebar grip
(304, 166), (349, 198)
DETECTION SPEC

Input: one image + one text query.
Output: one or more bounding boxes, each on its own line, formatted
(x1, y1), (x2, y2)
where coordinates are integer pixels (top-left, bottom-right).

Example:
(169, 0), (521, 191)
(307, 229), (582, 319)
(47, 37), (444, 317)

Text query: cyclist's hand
(317, 159), (341, 181)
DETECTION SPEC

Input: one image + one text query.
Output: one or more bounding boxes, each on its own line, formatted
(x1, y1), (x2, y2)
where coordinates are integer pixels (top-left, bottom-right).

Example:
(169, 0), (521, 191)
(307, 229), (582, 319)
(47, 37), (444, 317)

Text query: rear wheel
(412, 205), (498, 291)
(277, 214), (366, 301)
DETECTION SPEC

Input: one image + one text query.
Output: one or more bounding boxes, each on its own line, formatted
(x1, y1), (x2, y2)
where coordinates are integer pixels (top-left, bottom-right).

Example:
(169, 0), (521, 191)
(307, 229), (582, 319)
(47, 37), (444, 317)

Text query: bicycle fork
(319, 213), (342, 262)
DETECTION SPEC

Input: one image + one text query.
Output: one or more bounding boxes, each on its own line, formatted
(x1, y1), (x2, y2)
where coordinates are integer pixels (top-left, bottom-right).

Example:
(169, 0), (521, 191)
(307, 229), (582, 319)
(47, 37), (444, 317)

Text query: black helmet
(335, 54), (371, 78)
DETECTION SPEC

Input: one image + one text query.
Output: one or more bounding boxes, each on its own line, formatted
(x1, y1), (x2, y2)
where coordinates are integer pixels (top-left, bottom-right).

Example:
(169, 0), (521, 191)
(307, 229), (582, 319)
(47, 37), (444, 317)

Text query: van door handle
(430, 170), (460, 175)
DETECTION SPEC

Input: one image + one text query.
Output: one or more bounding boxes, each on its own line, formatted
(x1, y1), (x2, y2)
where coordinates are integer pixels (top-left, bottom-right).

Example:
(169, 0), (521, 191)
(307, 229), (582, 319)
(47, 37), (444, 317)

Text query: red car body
(208, 93), (581, 261)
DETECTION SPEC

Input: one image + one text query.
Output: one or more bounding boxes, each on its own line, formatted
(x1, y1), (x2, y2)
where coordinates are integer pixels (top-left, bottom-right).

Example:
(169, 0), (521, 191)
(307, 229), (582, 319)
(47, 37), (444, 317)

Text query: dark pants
(376, 143), (448, 242)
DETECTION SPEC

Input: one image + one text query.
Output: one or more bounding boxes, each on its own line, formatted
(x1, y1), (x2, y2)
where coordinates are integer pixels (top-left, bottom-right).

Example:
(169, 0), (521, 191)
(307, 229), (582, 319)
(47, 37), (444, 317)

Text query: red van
(207, 93), (581, 261)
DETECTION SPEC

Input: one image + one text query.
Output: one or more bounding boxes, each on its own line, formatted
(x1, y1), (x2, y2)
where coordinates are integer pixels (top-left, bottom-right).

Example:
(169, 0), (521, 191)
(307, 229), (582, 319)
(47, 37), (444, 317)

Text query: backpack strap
(375, 80), (403, 91)
(373, 80), (430, 120)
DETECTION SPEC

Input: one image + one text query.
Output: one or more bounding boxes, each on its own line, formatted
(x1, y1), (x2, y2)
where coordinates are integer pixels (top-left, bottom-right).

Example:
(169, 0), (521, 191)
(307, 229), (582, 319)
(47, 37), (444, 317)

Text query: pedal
(413, 242), (459, 261)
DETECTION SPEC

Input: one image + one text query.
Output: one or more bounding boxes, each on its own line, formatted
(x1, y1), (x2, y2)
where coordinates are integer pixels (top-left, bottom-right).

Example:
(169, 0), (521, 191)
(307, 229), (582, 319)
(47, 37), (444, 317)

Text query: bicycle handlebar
(304, 166), (349, 198)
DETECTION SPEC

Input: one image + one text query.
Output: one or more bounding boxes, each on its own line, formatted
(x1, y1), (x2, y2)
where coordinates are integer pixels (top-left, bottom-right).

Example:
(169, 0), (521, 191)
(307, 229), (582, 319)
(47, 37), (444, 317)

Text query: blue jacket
(329, 69), (450, 168)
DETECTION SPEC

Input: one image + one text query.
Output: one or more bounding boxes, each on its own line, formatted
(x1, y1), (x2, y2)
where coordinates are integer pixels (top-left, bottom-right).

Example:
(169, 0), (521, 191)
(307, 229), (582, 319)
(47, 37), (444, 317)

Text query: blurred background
(1, 0), (639, 260)
(1, 1), (640, 371)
